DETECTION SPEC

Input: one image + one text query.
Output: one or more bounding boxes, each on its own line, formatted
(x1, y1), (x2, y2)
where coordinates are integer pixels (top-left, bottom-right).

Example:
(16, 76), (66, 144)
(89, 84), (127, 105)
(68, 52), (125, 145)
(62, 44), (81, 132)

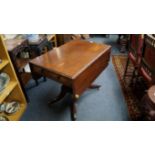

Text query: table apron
(30, 64), (72, 87)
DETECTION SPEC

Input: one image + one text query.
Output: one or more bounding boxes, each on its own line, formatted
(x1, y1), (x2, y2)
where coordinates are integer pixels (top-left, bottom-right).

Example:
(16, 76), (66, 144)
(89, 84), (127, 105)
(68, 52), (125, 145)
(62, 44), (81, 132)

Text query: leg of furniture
(48, 83), (101, 120)
(41, 69), (47, 82)
(70, 95), (77, 121)
(48, 85), (70, 105)
(89, 84), (101, 90)
(48, 84), (77, 121)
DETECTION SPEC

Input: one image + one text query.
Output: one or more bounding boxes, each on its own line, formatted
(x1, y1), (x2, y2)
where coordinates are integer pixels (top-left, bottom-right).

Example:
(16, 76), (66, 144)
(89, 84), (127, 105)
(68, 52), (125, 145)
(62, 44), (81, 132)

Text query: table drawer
(43, 71), (72, 87)
(30, 64), (72, 87)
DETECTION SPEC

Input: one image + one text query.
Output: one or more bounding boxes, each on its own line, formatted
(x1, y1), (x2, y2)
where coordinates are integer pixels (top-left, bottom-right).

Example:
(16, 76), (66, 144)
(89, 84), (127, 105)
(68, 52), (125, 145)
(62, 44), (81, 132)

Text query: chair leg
(123, 57), (130, 80)
(70, 95), (78, 121)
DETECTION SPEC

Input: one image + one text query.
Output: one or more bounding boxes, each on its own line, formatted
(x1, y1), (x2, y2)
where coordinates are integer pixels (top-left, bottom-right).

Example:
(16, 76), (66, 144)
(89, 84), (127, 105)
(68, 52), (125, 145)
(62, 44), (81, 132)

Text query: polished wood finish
(30, 40), (110, 78)
(72, 50), (110, 95)
(30, 40), (111, 120)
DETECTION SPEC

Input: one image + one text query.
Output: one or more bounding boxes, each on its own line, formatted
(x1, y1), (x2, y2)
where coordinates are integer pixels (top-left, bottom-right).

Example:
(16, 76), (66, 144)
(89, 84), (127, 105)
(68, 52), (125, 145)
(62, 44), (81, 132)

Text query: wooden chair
(139, 34), (155, 86)
(123, 34), (144, 82)
(71, 34), (82, 40)
(71, 34), (90, 40)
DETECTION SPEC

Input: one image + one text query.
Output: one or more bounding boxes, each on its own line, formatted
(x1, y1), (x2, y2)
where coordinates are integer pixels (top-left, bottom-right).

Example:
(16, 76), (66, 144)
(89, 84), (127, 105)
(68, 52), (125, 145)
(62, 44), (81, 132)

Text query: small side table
(140, 85), (155, 120)
(29, 37), (50, 58)
(29, 37), (50, 84)
(5, 38), (30, 102)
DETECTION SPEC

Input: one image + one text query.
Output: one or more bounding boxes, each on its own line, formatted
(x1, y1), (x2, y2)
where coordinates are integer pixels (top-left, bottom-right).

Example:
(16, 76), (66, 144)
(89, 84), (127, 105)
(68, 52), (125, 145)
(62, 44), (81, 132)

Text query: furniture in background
(46, 34), (57, 47)
(29, 40), (111, 121)
(140, 85), (155, 120)
(123, 34), (144, 84)
(56, 34), (90, 46)
(4, 38), (30, 101)
(117, 34), (126, 44)
(139, 34), (155, 87)
(56, 34), (72, 46)
(71, 34), (90, 40)
(119, 36), (128, 53)
(0, 35), (27, 121)
(90, 34), (109, 38)
(5, 38), (30, 72)
(29, 36), (50, 58)
(71, 34), (82, 40)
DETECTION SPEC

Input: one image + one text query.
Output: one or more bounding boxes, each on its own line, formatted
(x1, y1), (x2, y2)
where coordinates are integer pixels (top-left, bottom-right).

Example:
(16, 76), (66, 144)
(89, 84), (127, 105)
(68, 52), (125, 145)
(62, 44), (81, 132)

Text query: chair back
(141, 34), (155, 85)
(128, 34), (144, 58)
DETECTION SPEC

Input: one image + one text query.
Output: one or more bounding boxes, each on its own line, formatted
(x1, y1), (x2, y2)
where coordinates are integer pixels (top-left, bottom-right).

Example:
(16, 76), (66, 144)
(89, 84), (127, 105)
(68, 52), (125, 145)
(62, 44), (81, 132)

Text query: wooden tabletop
(30, 40), (111, 79)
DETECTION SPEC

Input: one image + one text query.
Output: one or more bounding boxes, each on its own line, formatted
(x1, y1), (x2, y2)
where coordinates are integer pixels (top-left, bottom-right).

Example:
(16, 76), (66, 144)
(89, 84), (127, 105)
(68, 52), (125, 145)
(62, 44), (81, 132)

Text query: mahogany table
(29, 40), (111, 120)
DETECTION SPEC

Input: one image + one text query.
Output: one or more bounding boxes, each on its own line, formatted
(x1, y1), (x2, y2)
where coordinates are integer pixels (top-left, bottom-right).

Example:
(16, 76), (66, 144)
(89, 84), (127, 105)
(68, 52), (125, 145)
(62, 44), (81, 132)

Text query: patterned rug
(112, 54), (142, 120)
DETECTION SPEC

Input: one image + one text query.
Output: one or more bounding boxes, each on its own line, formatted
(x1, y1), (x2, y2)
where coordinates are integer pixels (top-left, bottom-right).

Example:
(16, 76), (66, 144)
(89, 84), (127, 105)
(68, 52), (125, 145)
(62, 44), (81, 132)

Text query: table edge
(29, 45), (111, 80)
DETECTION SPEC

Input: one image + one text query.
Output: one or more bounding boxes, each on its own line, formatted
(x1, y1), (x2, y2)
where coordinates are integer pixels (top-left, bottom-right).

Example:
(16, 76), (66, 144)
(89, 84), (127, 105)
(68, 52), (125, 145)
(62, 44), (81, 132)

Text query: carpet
(112, 55), (141, 120)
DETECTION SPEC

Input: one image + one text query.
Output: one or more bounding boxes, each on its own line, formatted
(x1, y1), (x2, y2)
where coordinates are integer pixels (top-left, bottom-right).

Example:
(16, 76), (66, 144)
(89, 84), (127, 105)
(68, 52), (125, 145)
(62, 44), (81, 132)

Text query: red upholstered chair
(123, 34), (144, 82)
(139, 34), (155, 87)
